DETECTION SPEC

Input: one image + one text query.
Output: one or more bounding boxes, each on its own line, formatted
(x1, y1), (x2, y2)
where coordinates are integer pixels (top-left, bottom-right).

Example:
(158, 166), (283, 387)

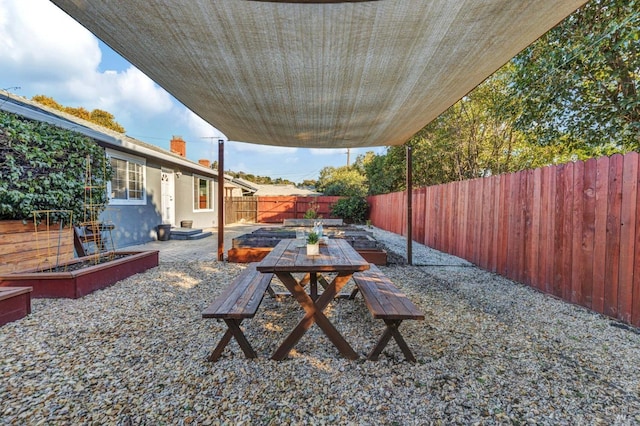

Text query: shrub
(0, 110), (111, 224)
(330, 196), (369, 224)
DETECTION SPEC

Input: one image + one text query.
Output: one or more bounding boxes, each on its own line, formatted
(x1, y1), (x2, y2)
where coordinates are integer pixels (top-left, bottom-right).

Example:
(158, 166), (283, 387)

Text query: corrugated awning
(49, 0), (587, 148)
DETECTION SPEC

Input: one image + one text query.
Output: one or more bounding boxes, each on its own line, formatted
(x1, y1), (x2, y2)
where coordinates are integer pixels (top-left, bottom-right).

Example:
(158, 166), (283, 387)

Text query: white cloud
(231, 140), (297, 155)
(0, 0), (173, 119)
(309, 148), (350, 156)
(183, 110), (227, 141)
(0, 0), (99, 85)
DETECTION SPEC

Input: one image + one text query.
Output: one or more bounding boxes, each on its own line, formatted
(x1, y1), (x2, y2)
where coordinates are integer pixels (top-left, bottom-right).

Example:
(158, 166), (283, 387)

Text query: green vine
(0, 110), (111, 224)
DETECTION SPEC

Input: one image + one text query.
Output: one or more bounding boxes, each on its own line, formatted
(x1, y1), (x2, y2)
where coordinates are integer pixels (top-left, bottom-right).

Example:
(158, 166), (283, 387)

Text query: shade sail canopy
(50, 0), (586, 148)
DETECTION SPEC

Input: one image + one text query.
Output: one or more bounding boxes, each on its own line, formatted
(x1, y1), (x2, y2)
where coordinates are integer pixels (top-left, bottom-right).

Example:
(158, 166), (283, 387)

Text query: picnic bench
(351, 264), (424, 362)
(201, 263), (273, 361)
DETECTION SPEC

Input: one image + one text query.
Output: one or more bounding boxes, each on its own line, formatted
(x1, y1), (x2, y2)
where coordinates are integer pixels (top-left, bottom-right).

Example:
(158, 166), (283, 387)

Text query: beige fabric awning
(49, 0), (587, 148)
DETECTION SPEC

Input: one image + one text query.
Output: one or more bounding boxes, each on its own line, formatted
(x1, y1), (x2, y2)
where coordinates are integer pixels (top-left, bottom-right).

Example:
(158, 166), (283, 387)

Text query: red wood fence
(226, 196), (343, 223)
(368, 152), (640, 327)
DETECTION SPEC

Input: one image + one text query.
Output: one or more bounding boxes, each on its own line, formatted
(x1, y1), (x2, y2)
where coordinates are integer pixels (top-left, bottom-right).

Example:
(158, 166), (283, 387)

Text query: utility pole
(346, 148), (350, 167)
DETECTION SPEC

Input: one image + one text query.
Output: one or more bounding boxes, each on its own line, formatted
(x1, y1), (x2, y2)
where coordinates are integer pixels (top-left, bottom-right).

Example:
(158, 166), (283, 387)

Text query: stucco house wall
(0, 91), (225, 249)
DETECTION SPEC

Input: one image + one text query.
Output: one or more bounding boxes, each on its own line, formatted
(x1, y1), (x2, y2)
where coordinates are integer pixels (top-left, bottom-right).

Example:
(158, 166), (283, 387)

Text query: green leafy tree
(510, 0), (639, 151)
(358, 151), (393, 196)
(330, 196), (369, 224)
(362, 62), (593, 195)
(298, 179), (318, 188)
(316, 166), (367, 196)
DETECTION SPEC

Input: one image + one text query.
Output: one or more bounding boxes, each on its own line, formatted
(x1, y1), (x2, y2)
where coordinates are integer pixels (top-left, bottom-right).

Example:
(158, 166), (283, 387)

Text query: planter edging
(0, 251), (159, 298)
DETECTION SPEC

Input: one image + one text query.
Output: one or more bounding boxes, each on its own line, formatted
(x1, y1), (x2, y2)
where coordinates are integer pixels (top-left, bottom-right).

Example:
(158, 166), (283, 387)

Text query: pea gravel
(1, 226), (640, 425)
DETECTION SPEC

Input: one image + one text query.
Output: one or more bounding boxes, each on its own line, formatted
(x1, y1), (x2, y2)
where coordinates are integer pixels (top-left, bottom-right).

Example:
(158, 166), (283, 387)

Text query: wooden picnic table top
(256, 238), (370, 274)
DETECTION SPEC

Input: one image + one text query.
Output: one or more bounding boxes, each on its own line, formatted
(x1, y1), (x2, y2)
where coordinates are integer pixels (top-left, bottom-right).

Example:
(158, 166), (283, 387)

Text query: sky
(0, 0), (386, 183)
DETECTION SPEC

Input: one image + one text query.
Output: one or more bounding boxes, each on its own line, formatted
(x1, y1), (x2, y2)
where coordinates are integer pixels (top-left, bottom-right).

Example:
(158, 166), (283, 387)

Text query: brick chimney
(198, 159), (211, 168)
(170, 136), (186, 157)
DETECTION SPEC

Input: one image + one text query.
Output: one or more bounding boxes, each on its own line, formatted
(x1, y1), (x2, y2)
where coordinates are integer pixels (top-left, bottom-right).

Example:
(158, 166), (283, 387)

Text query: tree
(298, 179), (318, 188)
(510, 0), (639, 152)
(363, 68), (557, 194)
(316, 166), (367, 196)
(32, 95), (127, 133)
(89, 109), (125, 133)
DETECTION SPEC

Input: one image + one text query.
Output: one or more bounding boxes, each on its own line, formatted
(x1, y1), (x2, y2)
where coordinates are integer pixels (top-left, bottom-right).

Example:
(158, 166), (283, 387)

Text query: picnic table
(203, 238), (423, 362)
(256, 238), (370, 360)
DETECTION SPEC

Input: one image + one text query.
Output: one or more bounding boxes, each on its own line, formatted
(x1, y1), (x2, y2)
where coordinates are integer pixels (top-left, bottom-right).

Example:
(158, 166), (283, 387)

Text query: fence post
(407, 145), (412, 265)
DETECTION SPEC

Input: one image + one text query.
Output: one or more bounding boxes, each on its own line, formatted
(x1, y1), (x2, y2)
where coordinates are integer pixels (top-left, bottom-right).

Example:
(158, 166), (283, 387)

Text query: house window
(107, 152), (146, 205)
(194, 175), (214, 211)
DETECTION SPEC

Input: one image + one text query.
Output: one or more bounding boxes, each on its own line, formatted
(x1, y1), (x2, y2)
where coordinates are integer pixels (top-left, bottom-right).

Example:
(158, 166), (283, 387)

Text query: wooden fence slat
(633, 159), (640, 326)
(479, 176), (493, 270)
(539, 166), (553, 293)
(571, 161), (585, 304)
(604, 154), (624, 318)
(431, 186), (440, 248)
(473, 178), (484, 266)
(529, 168), (542, 289)
(489, 175), (501, 273)
(450, 181), (458, 257)
(592, 156), (609, 313)
(580, 158), (598, 308)
(618, 152), (638, 323)
(462, 180), (469, 261)
(552, 164), (566, 298)
(515, 172), (524, 283)
(496, 174), (509, 276)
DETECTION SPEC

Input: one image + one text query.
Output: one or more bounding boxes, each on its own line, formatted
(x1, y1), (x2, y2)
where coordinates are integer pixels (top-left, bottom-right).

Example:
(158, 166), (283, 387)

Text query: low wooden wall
(0, 220), (74, 274)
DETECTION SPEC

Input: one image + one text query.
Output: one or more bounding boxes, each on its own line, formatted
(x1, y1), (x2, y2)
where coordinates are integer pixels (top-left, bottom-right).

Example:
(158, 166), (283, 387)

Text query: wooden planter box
(0, 287), (32, 326)
(0, 251), (159, 299)
(0, 220), (74, 275)
(227, 225), (387, 265)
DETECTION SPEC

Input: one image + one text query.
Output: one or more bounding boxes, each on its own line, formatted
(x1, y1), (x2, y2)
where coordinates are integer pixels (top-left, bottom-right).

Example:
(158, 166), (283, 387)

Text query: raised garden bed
(228, 226), (387, 265)
(0, 287), (32, 326)
(0, 251), (159, 299)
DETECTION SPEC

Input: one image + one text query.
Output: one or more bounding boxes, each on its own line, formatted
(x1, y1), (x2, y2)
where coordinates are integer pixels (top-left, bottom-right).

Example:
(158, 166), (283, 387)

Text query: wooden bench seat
(351, 265), (424, 361)
(202, 263), (273, 361)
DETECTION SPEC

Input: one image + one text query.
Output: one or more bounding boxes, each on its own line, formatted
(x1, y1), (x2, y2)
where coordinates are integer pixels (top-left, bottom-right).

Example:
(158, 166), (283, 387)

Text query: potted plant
(306, 231), (320, 256)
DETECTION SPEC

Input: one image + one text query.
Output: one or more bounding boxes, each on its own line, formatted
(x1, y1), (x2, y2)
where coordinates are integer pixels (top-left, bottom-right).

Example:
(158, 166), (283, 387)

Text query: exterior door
(161, 168), (175, 225)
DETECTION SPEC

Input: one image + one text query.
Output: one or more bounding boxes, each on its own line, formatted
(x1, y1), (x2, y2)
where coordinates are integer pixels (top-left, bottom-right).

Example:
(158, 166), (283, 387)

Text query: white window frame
(106, 150), (147, 206)
(193, 174), (215, 212)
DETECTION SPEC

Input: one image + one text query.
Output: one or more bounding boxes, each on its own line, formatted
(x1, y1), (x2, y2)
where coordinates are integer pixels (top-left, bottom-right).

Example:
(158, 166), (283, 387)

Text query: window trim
(106, 149), (147, 206)
(193, 174), (215, 212)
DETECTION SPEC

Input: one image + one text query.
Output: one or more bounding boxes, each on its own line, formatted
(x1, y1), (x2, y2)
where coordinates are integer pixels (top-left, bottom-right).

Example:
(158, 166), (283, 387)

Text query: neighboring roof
(228, 177), (260, 195)
(50, 0), (586, 149)
(252, 184), (321, 197)
(0, 91), (217, 178)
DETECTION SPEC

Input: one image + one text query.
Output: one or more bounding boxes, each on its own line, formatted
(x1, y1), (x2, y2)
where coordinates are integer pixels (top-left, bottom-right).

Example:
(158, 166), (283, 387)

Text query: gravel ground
(1, 226), (640, 425)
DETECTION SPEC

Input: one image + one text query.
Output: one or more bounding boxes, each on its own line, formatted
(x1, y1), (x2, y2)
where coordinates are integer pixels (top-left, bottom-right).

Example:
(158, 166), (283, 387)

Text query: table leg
(310, 272), (318, 301)
(272, 272), (358, 360)
(300, 273), (329, 300)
